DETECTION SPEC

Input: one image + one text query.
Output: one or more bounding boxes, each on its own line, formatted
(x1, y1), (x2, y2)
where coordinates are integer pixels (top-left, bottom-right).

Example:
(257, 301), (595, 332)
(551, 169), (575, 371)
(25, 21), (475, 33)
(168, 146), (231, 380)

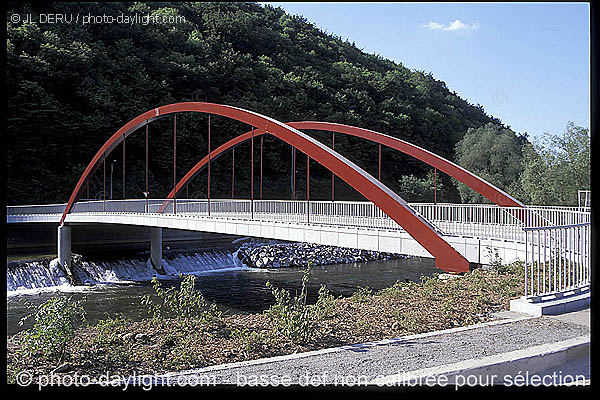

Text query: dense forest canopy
(7, 2), (585, 206)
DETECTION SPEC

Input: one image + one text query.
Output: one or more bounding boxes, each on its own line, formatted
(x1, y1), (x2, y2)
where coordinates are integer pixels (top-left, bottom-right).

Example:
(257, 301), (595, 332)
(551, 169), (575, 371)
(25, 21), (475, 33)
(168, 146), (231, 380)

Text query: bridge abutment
(150, 227), (165, 274)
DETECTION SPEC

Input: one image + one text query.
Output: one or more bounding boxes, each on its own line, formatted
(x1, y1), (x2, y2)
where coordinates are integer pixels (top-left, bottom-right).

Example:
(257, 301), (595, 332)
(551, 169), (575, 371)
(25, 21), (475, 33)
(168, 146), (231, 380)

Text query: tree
(6, 2), (497, 205)
(520, 122), (590, 206)
(454, 123), (527, 203)
(397, 170), (444, 203)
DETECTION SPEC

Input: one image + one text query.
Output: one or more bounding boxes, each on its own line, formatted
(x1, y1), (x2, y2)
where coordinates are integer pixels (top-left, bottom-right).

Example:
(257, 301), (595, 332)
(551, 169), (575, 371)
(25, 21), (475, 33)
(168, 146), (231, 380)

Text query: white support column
(150, 227), (164, 273)
(57, 224), (72, 269)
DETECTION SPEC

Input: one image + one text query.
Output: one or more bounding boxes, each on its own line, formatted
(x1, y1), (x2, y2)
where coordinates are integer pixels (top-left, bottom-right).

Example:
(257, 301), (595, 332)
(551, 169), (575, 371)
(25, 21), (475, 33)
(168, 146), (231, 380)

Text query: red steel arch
(61, 102), (469, 272)
(163, 121), (525, 209)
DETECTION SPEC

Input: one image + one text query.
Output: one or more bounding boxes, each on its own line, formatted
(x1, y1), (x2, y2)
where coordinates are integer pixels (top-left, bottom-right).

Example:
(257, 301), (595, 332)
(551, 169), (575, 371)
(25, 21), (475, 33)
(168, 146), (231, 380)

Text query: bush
(313, 284), (338, 320)
(230, 328), (272, 358)
(141, 274), (221, 322)
(265, 264), (335, 343)
(18, 296), (86, 362)
(350, 286), (373, 303)
(266, 266), (314, 343)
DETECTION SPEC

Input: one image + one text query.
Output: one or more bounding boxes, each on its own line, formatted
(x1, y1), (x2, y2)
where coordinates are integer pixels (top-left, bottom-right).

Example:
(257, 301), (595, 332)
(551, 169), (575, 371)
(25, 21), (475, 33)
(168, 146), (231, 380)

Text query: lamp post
(143, 191), (149, 213)
(110, 159), (117, 200)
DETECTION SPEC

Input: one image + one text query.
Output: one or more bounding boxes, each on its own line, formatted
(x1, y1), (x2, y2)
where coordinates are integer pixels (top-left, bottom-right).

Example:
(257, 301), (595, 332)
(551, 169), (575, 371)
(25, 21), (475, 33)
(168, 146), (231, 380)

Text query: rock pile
(236, 242), (406, 268)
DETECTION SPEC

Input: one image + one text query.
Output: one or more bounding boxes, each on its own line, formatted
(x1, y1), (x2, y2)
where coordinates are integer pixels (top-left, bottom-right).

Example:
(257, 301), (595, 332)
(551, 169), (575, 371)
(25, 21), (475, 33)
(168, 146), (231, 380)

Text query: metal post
(145, 121), (149, 194)
(232, 148), (235, 199)
(556, 228), (561, 292)
(173, 115), (177, 214)
(103, 157), (106, 211)
(434, 168), (437, 204)
(537, 231), (542, 294)
(543, 229), (547, 293)
(553, 229), (557, 292)
(307, 154), (310, 224)
(251, 127), (254, 219)
(525, 229), (528, 296)
(378, 143), (382, 181)
(122, 135), (126, 212)
(292, 147), (296, 200)
(110, 159), (116, 200)
(331, 132), (335, 202)
(260, 135), (263, 199)
(208, 115), (211, 216)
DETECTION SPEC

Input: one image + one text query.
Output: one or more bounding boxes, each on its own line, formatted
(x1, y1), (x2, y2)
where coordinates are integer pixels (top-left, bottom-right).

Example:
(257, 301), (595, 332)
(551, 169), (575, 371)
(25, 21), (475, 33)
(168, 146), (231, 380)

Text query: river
(6, 241), (439, 336)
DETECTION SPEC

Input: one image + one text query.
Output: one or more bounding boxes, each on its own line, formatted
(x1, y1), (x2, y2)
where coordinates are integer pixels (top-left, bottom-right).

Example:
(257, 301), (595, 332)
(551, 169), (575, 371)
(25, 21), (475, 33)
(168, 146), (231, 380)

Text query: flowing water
(6, 243), (439, 336)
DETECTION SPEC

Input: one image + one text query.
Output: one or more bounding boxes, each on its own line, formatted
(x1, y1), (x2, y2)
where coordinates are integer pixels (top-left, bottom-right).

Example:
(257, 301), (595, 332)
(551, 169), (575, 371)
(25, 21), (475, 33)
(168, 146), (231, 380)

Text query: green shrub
(231, 328), (272, 357)
(313, 284), (338, 320)
(18, 296), (86, 362)
(141, 274), (221, 322)
(93, 314), (128, 345)
(486, 246), (503, 270)
(350, 286), (373, 303)
(266, 265), (314, 343)
(265, 264), (341, 343)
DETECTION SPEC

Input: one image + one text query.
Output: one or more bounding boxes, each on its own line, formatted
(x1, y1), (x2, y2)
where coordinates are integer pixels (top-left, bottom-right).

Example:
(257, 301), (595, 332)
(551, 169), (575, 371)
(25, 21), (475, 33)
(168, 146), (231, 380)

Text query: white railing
(6, 202), (67, 215)
(523, 222), (590, 300)
(7, 200), (590, 241)
(7, 199), (590, 242)
(7, 199), (591, 300)
(409, 203), (590, 241)
(149, 199), (405, 231)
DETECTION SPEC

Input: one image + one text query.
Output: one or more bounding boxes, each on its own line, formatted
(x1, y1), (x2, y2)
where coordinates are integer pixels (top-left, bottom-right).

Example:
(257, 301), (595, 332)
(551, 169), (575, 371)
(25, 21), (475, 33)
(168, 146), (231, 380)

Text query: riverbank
(7, 262), (525, 383)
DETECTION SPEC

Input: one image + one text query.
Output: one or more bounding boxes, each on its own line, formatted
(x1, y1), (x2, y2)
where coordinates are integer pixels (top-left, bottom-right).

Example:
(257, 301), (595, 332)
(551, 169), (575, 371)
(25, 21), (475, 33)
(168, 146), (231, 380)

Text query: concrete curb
(370, 335), (590, 386)
(510, 288), (590, 316)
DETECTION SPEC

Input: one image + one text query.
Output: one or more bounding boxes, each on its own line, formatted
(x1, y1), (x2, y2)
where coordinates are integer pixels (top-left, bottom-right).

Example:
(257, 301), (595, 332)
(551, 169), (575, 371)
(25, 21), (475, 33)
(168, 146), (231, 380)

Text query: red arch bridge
(7, 103), (590, 300)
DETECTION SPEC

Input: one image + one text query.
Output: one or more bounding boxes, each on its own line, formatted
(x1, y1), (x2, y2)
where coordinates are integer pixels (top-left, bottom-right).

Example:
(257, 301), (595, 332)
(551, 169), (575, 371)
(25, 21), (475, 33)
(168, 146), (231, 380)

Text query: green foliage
(393, 308), (423, 333)
(265, 264), (335, 343)
(486, 247), (503, 270)
(455, 123), (527, 203)
(18, 296), (86, 362)
(520, 122), (590, 206)
(93, 314), (129, 344)
(313, 284), (338, 319)
(6, 2), (497, 205)
(230, 328), (272, 358)
(397, 169), (445, 202)
(90, 314), (132, 368)
(350, 286), (373, 303)
(265, 266), (314, 343)
(377, 280), (417, 299)
(141, 274), (221, 322)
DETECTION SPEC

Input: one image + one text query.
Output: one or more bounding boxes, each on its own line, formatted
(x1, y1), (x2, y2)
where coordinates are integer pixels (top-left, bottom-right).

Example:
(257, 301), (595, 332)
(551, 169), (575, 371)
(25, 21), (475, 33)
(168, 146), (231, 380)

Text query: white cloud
(422, 19), (479, 33)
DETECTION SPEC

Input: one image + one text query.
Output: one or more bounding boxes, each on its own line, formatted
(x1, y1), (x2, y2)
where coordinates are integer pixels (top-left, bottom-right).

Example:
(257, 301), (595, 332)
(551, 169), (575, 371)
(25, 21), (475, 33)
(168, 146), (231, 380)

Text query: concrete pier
(57, 224), (72, 269)
(150, 227), (165, 274)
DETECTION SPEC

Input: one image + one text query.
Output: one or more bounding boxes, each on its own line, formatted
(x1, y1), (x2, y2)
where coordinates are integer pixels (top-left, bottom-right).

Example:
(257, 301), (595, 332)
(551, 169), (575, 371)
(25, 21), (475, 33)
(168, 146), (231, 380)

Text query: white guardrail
(523, 223), (590, 300)
(6, 199), (590, 236)
(7, 199), (590, 299)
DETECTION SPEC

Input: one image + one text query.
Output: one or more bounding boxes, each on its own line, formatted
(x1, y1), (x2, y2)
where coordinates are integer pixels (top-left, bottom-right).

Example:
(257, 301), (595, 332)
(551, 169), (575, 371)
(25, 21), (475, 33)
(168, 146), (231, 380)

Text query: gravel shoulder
(156, 312), (590, 385)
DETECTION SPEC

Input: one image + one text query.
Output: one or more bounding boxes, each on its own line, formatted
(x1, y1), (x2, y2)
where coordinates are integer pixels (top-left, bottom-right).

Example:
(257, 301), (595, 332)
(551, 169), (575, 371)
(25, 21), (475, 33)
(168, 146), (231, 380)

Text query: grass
(6, 261), (526, 383)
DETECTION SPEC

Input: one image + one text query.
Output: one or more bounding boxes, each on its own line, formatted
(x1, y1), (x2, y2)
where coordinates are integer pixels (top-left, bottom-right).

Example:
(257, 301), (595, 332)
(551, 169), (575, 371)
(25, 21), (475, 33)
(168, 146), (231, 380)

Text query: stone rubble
(235, 241), (408, 268)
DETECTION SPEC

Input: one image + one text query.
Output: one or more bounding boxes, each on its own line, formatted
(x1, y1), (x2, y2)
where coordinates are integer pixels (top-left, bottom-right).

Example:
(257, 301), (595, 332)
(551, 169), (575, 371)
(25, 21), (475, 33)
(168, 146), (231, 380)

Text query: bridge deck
(7, 200), (590, 267)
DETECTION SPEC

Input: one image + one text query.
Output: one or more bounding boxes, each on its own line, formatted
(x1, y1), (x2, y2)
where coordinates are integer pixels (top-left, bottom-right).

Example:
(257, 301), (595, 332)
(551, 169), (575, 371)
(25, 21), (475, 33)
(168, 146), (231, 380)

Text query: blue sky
(261, 2), (590, 141)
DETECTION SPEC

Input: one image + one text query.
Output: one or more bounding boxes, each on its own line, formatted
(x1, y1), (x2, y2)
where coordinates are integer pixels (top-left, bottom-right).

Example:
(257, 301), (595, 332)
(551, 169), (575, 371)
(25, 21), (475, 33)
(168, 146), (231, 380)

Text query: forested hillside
(7, 2), (504, 204)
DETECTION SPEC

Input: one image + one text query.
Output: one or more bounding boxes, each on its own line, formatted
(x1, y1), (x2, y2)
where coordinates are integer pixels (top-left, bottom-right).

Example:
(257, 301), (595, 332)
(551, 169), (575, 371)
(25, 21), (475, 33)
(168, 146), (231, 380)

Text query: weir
(57, 224), (168, 277)
(7, 247), (247, 293)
